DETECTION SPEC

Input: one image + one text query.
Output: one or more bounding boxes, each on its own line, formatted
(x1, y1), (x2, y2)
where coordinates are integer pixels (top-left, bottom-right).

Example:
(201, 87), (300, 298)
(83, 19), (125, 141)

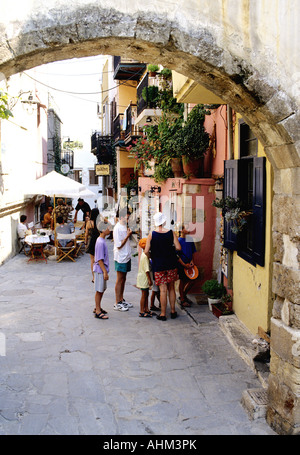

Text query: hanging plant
(212, 196), (252, 234)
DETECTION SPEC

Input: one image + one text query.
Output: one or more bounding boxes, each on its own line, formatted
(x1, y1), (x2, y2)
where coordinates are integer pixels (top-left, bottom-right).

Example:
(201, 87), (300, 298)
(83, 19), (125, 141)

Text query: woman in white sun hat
(145, 212), (181, 321)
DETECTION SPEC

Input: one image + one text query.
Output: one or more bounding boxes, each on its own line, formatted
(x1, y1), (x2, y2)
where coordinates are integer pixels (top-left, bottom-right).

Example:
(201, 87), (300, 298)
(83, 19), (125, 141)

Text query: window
(74, 170), (82, 183)
(89, 170), (99, 185)
(223, 122), (266, 267)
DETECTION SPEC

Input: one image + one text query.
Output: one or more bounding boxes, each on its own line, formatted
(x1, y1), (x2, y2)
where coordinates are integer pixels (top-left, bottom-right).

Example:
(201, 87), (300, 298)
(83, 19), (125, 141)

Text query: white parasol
(25, 171), (95, 253)
(25, 170), (95, 198)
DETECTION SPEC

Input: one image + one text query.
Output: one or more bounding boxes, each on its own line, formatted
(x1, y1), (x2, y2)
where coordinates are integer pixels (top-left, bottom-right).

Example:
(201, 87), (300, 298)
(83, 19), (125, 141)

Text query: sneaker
(113, 302), (128, 311)
(122, 299), (133, 308)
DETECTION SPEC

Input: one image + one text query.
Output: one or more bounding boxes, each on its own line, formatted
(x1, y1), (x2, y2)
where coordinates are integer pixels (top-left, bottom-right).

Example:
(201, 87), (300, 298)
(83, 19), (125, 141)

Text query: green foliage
(181, 104), (211, 161)
(147, 64), (159, 73)
(124, 176), (138, 197)
(153, 161), (173, 183)
(212, 196), (251, 234)
(160, 68), (172, 79)
(212, 196), (241, 210)
(142, 86), (159, 107)
(202, 279), (225, 299)
(0, 91), (13, 120)
(168, 104), (211, 161)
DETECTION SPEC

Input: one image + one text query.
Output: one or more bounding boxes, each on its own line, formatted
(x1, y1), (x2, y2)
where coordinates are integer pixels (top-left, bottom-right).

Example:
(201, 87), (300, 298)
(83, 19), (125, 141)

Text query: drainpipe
(227, 105), (233, 160)
(226, 105), (234, 288)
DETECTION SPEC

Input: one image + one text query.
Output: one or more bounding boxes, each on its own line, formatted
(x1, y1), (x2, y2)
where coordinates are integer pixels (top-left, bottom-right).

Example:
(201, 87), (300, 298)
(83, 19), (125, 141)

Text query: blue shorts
(115, 259), (131, 273)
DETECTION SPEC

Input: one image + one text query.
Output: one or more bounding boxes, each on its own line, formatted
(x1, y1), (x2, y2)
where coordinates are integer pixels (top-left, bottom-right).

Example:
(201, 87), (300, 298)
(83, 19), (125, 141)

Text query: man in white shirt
(113, 208), (133, 311)
(17, 215), (28, 239)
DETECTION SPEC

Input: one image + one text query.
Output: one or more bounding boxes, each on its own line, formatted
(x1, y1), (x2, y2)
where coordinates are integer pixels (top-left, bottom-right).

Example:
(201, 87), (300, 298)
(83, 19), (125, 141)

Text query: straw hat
(153, 212), (166, 227)
(139, 238), (147, 249)
(184, 265), (199, 280)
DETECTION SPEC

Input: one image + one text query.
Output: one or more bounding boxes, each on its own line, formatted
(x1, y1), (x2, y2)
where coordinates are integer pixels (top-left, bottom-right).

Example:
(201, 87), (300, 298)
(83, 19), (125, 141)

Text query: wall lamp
(150, 185), (161, 193)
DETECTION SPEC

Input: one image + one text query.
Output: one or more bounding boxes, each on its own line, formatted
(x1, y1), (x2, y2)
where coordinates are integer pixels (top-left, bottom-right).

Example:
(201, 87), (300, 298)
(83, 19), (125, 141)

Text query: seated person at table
(54, 216), (75, 247)
(42, 206), (53, 228)
(51, 199), (73, 229)
(17, 215), (28, 239)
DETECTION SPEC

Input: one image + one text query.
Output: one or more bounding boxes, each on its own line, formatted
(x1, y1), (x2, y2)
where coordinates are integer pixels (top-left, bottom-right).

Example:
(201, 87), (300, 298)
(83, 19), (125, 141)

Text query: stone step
(241, 388), (269, 420)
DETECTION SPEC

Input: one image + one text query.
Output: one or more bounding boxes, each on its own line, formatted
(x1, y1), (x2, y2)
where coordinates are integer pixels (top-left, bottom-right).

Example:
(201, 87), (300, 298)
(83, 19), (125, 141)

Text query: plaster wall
(0, 0), (299, 435)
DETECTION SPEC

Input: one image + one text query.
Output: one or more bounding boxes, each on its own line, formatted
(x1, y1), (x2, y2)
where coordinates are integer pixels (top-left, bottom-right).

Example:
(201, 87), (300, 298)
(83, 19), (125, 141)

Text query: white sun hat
(153, 212), (166, 227)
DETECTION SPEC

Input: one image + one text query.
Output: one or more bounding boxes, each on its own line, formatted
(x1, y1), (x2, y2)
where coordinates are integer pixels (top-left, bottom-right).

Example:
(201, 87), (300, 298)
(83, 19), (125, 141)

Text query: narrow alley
(0, 242), (275, 436)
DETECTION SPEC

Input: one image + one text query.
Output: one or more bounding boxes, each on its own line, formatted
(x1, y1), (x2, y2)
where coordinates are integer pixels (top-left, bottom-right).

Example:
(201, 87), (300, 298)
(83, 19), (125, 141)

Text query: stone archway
(1, 1), (299, 434)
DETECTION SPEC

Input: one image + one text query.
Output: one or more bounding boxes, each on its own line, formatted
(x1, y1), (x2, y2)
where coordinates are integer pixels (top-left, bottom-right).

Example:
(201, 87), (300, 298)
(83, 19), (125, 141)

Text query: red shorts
(154, 268), (178, 286)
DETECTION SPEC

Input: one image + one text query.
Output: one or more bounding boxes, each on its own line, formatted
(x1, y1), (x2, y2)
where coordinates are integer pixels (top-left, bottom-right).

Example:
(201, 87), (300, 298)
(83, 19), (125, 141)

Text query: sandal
(150, 305), (160, 311)
(180, 300), (191, 308)
(95, 312), (109, 319)
(93, 308), (107, 314)
(156, 314), (167, 321)
(139, 312), (152, 318)
(145, 310), (156, 316)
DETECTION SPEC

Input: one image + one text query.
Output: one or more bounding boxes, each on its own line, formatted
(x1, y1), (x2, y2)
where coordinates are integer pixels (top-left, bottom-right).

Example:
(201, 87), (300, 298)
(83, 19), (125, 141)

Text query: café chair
(75, 231), (85, 256)
(18, 237), (31, 256)
(56, 233), (77, 262)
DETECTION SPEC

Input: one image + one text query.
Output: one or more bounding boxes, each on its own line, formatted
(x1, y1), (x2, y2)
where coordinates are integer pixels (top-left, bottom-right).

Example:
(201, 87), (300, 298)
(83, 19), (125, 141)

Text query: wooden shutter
(223, 160), (238, 250)
(252, 157), (266, 266)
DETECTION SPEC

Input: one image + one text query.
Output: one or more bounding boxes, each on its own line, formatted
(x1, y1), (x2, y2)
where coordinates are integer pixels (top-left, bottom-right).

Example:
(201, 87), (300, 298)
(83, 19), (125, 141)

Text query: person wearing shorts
(93, 222), (111, 320)
(145, 212), (181, 321)
(136, 238), (153, 318)
(113, 208), (133, 311)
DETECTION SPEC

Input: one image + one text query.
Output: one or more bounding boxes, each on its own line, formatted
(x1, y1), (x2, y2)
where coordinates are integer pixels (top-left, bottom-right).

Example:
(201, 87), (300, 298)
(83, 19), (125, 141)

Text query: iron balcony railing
(61, 150), (74, 169)
(91, 132), (113, 164)
(124, 104), (142, 144)
(137, 72), (148, 117)
(113, 113), (124, 144)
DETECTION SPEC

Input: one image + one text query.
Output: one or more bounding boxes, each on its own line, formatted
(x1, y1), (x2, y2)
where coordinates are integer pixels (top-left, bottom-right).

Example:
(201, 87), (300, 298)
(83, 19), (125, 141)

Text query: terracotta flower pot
(170, 157), (183, 177)
(182, 157), (203, 178)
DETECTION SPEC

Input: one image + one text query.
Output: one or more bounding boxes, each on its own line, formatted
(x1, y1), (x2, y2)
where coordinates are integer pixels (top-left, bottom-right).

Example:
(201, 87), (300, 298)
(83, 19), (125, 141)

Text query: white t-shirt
(17, 223), (27, 239)
(113, 222), (131, 263)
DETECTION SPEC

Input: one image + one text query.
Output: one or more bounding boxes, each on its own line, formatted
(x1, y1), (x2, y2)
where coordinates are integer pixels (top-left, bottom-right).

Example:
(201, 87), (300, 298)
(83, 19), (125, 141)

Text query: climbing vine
(0, 91), (13, 120)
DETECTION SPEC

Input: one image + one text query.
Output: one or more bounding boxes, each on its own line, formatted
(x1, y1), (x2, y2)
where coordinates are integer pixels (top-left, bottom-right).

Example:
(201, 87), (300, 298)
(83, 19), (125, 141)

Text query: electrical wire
(33, 69), (114, 77)
(23, 67), (144, 96)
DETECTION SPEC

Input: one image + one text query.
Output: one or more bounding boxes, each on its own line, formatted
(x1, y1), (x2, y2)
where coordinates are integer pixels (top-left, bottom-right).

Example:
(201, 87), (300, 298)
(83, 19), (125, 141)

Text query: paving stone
(0, 243), (276, 435)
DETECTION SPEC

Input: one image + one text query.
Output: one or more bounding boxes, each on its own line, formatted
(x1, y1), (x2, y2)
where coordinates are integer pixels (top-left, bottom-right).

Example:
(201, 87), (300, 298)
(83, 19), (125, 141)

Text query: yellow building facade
(172, 72), (274, 336)
(232, 114), (274, 334)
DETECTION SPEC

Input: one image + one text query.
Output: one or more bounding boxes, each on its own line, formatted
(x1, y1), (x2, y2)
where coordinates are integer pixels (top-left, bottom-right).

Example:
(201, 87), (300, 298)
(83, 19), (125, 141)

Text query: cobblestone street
(0, 242), (275, 435)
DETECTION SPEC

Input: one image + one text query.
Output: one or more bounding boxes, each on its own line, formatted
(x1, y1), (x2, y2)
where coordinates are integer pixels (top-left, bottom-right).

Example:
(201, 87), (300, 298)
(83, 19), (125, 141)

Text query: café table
(25, 234), (50, 263)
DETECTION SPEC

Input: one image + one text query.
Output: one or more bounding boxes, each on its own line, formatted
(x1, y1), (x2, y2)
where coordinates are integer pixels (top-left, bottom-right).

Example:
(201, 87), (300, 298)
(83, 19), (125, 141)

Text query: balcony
(91, 132), (113, 164)
(61, 150), (74, 169)
(136, 72), (162, 128)
(123, 103), (142, 145)
(113, 56), (146, 81)
(113, 113), (125, 144)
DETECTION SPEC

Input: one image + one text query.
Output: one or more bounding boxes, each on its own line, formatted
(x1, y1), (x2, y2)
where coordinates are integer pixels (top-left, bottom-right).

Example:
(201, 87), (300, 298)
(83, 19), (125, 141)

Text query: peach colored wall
(203, 106), (228, 177)
(138, 176), (216, 293)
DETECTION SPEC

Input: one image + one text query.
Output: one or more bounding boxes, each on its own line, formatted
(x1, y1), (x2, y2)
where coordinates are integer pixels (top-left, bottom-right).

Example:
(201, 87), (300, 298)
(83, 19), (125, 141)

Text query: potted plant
(211, 293), (233, 318)
(202, 279), (225, 311)
(159, 68), (172, 80)
(142, 85), (159, 108)
(175, 104), (211, 178)
(146, 112), (184, 180)
(212, 196), (252, 234)
(147, 64), (159, 77)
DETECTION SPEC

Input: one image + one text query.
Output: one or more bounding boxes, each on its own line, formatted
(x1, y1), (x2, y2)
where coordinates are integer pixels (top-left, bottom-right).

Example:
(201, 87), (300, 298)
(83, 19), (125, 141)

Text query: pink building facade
(137, 105), (227, 293)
